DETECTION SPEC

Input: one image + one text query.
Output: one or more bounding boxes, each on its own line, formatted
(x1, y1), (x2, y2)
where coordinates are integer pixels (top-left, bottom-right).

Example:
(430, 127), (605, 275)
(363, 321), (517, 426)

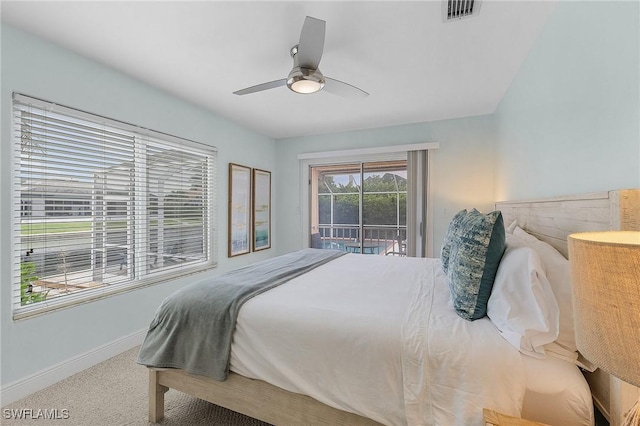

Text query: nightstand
(483, 409), (550, 426)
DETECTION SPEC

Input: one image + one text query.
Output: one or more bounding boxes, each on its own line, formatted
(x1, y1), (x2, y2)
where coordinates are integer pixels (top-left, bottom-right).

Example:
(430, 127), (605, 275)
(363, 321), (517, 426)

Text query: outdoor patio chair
(385, 235), (406, 256)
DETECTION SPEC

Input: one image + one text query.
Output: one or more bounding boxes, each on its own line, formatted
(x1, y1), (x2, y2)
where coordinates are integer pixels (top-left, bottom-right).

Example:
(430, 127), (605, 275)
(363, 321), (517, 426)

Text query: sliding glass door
(310, 160), (407, 255)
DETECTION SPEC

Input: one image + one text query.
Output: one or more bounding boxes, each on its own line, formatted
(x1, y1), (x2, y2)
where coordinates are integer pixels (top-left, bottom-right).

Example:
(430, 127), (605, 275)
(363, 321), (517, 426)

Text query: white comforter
(230, 254), (526, 426)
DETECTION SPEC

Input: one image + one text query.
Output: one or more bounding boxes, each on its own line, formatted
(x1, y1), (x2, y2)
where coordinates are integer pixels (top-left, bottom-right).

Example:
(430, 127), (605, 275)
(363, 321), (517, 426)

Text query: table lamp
(568, 231), (640, 426)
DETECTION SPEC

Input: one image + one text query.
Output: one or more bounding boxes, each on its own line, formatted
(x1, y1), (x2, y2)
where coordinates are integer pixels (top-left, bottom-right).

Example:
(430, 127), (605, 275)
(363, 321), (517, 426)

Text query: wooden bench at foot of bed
(149, 368), (383, 425)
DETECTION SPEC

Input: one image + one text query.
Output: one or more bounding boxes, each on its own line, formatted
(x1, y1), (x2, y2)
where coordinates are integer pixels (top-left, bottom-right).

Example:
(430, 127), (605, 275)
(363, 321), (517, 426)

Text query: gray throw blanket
(137, 248), (346, 380)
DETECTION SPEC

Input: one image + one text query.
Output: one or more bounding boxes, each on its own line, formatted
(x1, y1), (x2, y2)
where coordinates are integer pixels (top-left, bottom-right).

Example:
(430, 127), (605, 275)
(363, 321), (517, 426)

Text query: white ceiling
(1, 1), (557, 140)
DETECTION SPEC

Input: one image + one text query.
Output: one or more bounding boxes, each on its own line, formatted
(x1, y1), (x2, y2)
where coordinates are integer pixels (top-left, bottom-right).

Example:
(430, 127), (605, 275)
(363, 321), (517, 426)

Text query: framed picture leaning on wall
(228, 163), (252, 257)
(252, 168), (271, 251)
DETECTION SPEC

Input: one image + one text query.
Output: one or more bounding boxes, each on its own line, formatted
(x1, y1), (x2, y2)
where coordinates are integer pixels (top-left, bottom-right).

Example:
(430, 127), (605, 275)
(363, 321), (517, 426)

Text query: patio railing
(317, 224), (406, 255)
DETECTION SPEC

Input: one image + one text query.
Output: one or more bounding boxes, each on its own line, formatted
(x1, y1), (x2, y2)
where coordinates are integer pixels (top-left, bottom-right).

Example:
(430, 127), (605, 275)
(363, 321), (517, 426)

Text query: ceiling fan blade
(233, 79), (287, 95)
(296, 16), (325, 69)
(323, 77), (369, 98)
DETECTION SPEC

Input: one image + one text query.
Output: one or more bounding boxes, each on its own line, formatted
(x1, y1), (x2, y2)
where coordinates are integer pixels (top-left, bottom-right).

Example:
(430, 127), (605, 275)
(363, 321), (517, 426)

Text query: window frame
(313, 161), (409, 253)
(298, 143), (438, 256)
(11, 93), (218, 320)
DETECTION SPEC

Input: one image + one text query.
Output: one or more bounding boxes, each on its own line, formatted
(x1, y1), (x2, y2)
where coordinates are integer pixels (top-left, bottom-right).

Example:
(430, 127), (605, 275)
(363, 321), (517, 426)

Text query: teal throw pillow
(448, 209), (506, 321)
(440, 209), (468, 273)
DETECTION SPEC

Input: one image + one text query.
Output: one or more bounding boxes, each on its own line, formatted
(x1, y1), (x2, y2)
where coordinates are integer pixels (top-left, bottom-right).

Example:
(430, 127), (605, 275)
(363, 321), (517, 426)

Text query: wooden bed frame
(148, 189), (640, 426)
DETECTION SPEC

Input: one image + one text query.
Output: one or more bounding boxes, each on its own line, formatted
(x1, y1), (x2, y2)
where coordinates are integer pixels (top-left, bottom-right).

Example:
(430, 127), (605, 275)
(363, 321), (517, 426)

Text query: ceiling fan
(233, 16), (369, 98)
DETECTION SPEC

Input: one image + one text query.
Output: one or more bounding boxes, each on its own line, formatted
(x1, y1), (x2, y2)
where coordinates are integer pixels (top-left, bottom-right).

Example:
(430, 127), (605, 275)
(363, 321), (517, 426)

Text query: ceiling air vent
(443, 0), (481, 22)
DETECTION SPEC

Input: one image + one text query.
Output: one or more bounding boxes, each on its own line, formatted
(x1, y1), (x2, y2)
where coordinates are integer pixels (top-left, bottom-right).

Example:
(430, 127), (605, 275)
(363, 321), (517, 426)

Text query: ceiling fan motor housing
(286, 66), (325, 94)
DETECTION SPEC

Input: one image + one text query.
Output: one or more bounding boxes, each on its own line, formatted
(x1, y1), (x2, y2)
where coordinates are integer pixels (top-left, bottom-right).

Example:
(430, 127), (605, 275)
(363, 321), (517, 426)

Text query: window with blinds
(12, 93), (217, 319)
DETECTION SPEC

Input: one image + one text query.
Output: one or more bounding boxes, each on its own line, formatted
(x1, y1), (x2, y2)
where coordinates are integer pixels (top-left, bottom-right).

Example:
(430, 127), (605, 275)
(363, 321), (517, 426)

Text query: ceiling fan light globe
(289, 77), (325, 94)
(286, 67), (325, 94)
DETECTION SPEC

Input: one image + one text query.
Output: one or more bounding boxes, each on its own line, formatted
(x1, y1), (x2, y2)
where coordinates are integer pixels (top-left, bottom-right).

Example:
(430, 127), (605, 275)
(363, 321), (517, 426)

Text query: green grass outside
(21, 219), (203, 235)
(22, 221), (93, 235)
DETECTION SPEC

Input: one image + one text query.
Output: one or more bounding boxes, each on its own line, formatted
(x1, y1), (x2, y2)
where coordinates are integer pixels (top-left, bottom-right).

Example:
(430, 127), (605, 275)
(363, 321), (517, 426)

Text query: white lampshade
(568, 231), (640, 388)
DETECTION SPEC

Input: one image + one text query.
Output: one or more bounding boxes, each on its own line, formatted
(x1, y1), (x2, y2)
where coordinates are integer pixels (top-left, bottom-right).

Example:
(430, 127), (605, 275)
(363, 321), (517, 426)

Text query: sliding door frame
(298, 143), (438, 257)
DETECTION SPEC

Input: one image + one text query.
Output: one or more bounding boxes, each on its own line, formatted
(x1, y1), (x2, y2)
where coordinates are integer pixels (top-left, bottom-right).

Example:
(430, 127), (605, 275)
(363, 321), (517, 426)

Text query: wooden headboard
(496, 189), (640, 257)
(495, 189), (640, 426)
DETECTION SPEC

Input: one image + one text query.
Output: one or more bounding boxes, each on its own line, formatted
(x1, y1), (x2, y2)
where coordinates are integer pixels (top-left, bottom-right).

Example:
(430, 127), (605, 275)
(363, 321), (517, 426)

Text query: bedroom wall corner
(0, 25), (277, 402)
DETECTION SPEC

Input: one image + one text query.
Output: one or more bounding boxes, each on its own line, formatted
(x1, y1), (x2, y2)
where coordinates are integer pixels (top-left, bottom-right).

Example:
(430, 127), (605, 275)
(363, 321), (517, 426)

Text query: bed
(139, 189), (640, 426)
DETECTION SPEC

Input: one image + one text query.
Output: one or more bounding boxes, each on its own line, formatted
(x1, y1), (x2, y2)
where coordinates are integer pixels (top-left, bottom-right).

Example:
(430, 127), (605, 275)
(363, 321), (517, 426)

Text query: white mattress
(229, 253), (593, 426)
(521, 354), (594, 426)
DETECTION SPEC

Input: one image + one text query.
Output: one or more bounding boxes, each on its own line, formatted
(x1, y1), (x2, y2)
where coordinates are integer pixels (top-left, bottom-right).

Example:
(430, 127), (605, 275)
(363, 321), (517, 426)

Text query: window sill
(13, 262), (217, 321)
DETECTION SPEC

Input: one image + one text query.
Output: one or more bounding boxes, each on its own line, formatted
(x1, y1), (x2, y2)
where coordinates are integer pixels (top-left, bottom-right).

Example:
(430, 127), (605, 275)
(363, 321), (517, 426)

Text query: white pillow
(505, 219), (518, 234)
(488, 246), (559, 358)
(510, 227), (577, 359)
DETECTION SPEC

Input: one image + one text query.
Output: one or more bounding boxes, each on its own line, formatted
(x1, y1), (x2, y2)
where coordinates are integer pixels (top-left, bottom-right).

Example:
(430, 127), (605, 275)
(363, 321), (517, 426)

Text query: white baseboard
(0, 328), (147, 406)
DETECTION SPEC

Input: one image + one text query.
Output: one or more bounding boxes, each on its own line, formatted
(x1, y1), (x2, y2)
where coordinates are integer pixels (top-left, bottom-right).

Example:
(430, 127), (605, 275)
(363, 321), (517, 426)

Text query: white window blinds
(12, 93), (217, 319)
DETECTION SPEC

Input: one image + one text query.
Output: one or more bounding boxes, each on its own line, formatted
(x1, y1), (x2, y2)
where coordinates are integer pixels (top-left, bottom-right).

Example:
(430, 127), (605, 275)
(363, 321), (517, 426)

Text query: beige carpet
(2, 346), (271, 425)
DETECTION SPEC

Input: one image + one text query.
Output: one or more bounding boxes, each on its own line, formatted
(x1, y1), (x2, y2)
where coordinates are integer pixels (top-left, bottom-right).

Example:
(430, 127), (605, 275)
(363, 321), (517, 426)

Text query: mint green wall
(0, 26), (276, 387)
(274, 116), (497, 256)
(493, 0), (640, 201)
